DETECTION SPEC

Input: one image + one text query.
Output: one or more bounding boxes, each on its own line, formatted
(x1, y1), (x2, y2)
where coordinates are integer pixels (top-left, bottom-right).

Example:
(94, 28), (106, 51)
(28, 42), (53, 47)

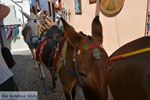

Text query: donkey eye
(92, 48), (101, 59)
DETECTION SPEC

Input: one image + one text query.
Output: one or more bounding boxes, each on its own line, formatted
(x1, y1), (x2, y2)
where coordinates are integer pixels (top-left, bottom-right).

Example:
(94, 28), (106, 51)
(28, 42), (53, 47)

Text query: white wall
(63, 0), (147, 55)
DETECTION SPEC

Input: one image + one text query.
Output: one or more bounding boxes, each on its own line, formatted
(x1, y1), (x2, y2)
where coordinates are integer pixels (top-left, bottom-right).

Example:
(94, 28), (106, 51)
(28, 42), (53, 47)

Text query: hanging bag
(0, 30), (16, 68)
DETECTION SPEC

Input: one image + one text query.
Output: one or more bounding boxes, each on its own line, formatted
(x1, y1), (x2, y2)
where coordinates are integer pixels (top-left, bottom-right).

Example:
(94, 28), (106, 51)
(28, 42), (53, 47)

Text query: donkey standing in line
(56, 16), (150, 100)
(21, 10), (51, 61)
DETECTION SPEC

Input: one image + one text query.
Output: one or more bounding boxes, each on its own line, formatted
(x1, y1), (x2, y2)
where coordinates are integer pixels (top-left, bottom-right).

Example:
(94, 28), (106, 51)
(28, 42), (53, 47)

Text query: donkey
(21, 10), (41, 61)
(53, 16), (150, 100)
(109, 36), (150, 100)
(21, 10), (51, 61)
(36, 25), (63, 90)
(53, 16), (111, 100)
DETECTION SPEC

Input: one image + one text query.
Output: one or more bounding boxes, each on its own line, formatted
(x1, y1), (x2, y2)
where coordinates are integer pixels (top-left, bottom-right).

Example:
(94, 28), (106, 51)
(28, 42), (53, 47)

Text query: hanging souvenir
(99, 0), (125, 16)
(74, 0), (82, 14)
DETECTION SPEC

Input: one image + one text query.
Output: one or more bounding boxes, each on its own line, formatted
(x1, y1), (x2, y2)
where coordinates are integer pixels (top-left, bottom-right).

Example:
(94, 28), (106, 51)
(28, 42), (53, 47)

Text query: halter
(73, 44), (103, 57)
(72, 43), (103, 100)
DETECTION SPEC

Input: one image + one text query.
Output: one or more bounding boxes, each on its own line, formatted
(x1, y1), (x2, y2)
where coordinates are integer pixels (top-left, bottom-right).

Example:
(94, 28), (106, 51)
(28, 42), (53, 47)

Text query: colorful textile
(36, 38), (49, 62)
(6, 25), (13, 40)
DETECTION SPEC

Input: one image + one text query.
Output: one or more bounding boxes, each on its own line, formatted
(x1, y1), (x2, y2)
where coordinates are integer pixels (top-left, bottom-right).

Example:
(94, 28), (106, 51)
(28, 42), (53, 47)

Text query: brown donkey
(109, 36), (150, 100)
(56, 16), (111, 100)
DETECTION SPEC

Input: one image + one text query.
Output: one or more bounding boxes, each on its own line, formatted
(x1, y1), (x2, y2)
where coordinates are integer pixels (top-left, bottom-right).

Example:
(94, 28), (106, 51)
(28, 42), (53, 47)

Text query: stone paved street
(11, 50), (84, 100)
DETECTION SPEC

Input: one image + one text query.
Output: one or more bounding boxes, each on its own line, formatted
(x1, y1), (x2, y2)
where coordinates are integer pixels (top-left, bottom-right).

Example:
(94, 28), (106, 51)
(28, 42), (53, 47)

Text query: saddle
(36, 38), (49, 62)
(36, 36), (67, 72)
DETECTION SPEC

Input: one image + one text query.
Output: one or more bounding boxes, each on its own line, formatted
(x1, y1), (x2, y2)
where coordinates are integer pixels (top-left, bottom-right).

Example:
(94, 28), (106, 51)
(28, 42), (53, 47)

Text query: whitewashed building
(62, 0), (149, 55)
(0, 0), (30, 51)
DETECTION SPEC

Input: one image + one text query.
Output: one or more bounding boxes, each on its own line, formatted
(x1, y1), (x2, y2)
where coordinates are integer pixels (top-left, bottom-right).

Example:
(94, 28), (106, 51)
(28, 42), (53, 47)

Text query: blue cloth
(55, 12), (64, 32)
(28, 36), (41, 49)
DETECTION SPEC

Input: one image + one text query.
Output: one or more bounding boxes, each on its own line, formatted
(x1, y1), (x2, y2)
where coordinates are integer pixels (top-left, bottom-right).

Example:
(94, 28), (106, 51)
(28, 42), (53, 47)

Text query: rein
(109, 48), (150, 62)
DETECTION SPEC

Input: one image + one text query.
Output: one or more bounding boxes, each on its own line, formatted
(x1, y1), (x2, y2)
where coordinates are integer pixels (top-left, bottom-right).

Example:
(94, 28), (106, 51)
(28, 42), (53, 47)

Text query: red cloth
(6, 25), (13, 40)
(36, 38), (49, 62)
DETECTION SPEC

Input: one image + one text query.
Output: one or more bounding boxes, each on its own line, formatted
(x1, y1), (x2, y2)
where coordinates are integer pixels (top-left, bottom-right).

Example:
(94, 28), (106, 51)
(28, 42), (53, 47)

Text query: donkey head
(20, 10), (42, 36)
(61, 16), (110, 100)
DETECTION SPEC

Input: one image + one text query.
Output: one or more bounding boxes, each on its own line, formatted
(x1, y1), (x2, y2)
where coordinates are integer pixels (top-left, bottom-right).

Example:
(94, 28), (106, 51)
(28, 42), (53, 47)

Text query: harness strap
(60, 56), (77, 77)
(72, 58), (88, 100)
(53, 37), (67, 68)
(109, 48), (150, 62)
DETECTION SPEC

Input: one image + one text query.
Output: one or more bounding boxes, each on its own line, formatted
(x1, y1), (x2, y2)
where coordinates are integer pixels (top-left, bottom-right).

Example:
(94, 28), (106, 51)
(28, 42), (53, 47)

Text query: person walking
(0, 4), (18, 91)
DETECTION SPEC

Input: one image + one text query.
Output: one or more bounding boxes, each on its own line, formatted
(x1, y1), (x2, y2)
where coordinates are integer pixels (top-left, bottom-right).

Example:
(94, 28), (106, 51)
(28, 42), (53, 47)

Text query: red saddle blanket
(36, 38), (49, 62)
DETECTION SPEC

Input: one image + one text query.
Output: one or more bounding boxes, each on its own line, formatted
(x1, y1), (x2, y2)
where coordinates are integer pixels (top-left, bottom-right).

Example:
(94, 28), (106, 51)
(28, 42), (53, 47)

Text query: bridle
(72, 43), (103, 100)
(73, 43), (103, 58)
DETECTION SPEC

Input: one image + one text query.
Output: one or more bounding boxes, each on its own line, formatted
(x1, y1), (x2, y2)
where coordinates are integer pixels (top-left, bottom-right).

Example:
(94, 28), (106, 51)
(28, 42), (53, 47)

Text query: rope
(109, 48), (150, 62)
(73, 58), (89, 100)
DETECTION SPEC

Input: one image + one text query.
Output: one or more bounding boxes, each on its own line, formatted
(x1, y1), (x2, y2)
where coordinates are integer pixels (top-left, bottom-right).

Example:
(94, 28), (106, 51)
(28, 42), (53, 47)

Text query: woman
(0, 4), (18, 91)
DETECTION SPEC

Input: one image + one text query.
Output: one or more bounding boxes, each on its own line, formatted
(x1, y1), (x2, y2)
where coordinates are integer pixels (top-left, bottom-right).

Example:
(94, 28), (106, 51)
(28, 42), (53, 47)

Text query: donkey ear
(20, 10), (30, 19)
(92, 16), (103, 43)
(61, 18), (82, 47)
(36, 10), (43, 18)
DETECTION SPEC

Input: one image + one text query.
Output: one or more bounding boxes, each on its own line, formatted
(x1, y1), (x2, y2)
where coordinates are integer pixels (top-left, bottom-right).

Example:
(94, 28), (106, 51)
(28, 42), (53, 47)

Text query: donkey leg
(63, 84), (77, 100)
(28, 46), (34, 60)
(30, 48), (39, 68)
(64, 88), (73, 100)
(31, 49), (36, 60)
(50, 69), (57, 91)
(72, 86), (76, 100)
(50, 69), (56, 90)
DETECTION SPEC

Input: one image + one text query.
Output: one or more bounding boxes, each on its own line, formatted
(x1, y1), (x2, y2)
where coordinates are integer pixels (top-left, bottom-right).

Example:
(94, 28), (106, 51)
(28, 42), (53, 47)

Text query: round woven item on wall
(99, 0), (125, 16)
(0, 4), (10, 21)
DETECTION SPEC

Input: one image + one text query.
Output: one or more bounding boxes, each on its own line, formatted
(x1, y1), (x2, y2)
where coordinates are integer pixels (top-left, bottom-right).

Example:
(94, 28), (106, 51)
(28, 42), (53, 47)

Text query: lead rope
(72, 58), (88, 100)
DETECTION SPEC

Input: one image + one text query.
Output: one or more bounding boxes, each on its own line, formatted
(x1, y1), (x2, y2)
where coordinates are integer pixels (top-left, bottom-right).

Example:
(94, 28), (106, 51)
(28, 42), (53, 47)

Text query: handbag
(0, 30), (16, 68)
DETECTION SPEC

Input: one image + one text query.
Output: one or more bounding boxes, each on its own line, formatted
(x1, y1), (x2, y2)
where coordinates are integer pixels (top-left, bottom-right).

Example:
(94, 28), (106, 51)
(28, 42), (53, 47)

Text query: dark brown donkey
(56, 16), (111, 100)
(109, 36), (150, 100)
